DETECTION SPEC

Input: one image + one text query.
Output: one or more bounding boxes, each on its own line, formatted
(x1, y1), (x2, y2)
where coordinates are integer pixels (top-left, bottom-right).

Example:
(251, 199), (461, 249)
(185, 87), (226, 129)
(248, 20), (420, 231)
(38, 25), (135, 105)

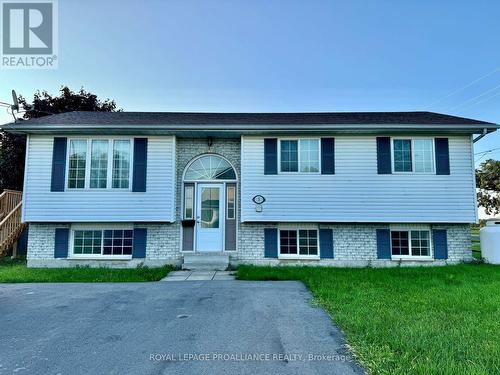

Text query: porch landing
(182, 252), (229, 271)
(162, 270), (235, 281)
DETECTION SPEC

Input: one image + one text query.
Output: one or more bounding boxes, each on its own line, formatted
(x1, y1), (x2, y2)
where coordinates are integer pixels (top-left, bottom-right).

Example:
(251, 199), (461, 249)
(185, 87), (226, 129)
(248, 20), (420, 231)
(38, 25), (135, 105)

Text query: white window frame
(89, 139), (110, 189)
(184, 185), (194, 220)
(278, 137), (321, 174)
(390, 225), (433, 260)
(226, 185), (236, 220)
(69, 224), (133, 260)
(278, 227), (320, 259)
(67, 138), (88, 189)
(391, 137), (435, 174)
(66, 137), (134, 191)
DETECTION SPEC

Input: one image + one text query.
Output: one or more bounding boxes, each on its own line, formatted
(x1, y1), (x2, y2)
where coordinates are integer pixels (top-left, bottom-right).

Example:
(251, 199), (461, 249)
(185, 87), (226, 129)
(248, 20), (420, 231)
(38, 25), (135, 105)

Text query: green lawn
(0, 258), (173, 283)
(237, 264), (500, 375)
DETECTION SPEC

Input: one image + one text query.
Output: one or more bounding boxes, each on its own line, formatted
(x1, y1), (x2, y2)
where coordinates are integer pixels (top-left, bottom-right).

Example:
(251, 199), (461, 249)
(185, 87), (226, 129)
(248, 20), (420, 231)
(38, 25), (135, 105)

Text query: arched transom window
(184, 155), (236, 181)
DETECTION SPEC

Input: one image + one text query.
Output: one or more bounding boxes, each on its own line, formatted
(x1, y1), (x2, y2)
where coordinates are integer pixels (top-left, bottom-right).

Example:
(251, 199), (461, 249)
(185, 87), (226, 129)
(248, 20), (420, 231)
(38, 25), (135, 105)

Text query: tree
(0, 86), (119, 192)
(476, 159), (500, 215)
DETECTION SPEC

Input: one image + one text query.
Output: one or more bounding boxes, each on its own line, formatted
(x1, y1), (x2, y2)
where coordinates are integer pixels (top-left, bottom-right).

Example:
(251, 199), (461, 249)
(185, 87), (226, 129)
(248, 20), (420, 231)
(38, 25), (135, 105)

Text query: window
(298, 229), (318, 255)
(184, 155), (236, 180)
(391, 230), (431, 258)
(112, 140), (131, 188)
(200, 187), (220, 228)
(410, 231), (430, 256)
(67, 138), (132, 190)
(103, 230), (133, 255)
(184, 185), (194, 219)
(280, 140), (298, 172)
(299, 139), (320, 172)
(391, 231), (409, 256)
(72, 229), (133, 257)
(393, 139), (412, 172)
(73, 230), (101, 255)
(279, 229), (318, 257)
(90, 140), (109, 188)
(393, 138), (434, 173)
(226, 186), (235, 219)
(414, 140), (434, 173)
(279, 230), (297, 254)
(68, 140), (87, 188)
(279, 139), (320, 173)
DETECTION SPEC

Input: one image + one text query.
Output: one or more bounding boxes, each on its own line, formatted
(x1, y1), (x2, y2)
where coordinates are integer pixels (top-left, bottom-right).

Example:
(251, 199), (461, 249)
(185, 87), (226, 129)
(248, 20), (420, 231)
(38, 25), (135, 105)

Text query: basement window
(279, 229), (319, 258)
(391, 229), (431, 259)
(71, 228), (133, 258)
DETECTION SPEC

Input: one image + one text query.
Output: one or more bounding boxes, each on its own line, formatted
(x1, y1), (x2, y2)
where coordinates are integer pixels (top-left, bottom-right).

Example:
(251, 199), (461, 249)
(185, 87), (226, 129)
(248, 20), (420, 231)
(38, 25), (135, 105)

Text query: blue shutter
(435, 138), (450, 175)
(376, 229), (391, 259)
(132, 138), (148, 192)
(433, 229), (448, 259)
(321, 138), (335, 174)
(264, 228), (278, 258)
(377, 137), (392, 174)
(54, 228), (69, 258)
(51, 137), (67, 192)
(132, 228), (147, 258)
(319, 229), (334, 259)
(264, 138), (278, 175)
(376, 137), (392, 174)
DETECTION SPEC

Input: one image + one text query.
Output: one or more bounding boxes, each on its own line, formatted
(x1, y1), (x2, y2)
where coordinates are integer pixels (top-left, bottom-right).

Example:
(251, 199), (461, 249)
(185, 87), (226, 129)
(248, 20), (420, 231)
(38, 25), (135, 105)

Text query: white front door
(196, 183), (224, 251)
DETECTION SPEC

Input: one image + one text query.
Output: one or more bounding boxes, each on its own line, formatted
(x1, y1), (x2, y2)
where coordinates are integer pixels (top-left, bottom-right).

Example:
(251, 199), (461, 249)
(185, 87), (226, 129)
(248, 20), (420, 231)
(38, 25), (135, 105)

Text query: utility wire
(429, 66), (500, 107)
(475, 147), (500, 155)
(465, 89), (500, 109)
(448, 82), (500, 111)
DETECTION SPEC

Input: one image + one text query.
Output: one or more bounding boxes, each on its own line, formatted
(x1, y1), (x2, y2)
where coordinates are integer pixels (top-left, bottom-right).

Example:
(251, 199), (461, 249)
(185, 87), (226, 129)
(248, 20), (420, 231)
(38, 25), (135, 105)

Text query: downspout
(473, 128), (488, 143)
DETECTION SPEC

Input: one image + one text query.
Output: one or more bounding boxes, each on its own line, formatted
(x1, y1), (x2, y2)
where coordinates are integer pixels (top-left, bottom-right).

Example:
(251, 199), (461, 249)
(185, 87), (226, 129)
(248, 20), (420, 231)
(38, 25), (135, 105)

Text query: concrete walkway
(0, 281), (364, 375)
(162, 270), (236, 281)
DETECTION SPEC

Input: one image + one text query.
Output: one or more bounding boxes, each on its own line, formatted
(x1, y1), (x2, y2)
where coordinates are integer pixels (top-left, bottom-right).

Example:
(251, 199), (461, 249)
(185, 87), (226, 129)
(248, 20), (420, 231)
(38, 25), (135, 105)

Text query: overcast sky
(1, 0), (499, 162)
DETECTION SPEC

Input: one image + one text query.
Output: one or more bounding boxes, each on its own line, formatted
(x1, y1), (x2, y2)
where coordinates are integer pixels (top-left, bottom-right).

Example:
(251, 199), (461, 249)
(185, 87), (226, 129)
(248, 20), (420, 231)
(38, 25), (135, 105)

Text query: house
(3, 111), (498, 269)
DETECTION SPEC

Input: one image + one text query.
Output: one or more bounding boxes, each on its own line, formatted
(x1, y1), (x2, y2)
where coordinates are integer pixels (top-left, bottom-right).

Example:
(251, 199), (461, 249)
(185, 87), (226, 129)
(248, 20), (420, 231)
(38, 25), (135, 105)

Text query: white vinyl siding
(23, 135), (176, 222)
(241, 135), (476, 223)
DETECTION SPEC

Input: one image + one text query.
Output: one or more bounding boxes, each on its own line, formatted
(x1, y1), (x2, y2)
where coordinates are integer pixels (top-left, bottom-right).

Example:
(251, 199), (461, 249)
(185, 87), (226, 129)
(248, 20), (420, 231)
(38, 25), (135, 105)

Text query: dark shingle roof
(12, 111), (496, 126)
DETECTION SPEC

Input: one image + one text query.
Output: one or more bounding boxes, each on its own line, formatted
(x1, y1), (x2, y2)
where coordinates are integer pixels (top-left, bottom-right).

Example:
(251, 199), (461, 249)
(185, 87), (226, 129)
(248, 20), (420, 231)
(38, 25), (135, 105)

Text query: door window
(200, 187), (220, 228)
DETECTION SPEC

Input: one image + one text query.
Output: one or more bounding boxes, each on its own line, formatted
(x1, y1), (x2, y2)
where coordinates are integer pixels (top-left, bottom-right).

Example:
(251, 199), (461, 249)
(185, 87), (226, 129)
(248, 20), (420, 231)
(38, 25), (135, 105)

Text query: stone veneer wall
(233, 223), (472, 267)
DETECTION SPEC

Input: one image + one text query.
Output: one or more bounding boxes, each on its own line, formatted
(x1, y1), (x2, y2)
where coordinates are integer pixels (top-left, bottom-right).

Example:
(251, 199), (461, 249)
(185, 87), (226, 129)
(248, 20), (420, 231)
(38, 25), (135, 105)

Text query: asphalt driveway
(0, 281), (363, 375)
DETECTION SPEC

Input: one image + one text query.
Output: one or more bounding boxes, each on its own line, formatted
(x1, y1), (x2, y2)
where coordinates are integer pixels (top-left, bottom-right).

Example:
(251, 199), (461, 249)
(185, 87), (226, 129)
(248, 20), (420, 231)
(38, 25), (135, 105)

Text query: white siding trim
(470, 134), (479, 224)
(21, 134), (29, 223)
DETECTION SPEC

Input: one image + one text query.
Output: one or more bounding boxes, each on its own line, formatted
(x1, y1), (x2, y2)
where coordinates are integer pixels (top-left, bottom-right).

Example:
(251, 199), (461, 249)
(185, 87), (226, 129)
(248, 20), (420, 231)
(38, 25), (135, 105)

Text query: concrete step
(182, 252), (229, 271)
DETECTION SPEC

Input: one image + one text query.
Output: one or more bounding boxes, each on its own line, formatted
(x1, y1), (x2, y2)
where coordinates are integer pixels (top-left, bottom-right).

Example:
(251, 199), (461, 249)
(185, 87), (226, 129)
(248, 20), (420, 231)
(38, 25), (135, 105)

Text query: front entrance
(196, 183), (224, 251)
(182, 154), (237, 252)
